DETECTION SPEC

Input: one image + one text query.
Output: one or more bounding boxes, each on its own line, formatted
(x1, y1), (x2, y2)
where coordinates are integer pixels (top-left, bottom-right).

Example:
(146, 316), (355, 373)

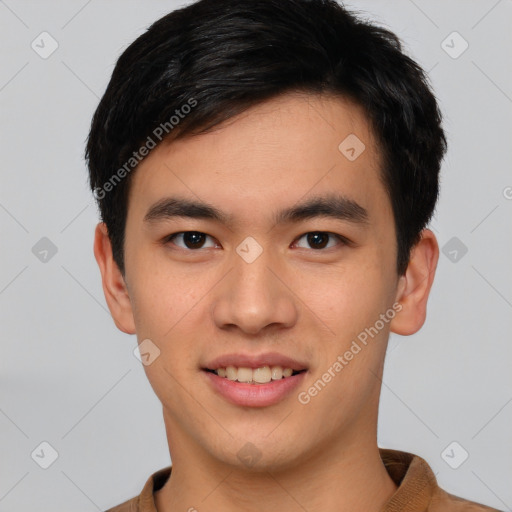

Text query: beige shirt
(104, 448), (501, 511)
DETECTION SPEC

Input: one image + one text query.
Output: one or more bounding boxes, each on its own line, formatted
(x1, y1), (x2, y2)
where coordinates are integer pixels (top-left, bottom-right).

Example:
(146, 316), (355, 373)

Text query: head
(87, 0), (446, 471)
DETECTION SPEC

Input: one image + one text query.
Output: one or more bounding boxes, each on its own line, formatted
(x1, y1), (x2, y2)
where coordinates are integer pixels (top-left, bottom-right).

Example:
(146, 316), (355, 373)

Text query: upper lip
(203, 352), (308, 371)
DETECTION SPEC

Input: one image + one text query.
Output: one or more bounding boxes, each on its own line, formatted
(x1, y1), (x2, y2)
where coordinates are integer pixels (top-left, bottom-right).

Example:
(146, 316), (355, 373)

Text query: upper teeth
(216, 365), (294, 384)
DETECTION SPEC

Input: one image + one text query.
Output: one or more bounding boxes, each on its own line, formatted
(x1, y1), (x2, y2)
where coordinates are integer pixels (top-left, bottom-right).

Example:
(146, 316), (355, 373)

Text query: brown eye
(294, 232), (346, 250)
(166, 231), (216, 250)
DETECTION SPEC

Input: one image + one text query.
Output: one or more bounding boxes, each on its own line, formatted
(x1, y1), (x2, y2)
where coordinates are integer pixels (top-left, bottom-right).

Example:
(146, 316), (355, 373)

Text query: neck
(155, 430), (397, 512)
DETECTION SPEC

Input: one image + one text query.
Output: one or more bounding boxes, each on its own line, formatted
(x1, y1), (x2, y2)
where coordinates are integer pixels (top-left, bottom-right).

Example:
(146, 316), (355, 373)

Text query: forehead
(127, 92), (389, 228)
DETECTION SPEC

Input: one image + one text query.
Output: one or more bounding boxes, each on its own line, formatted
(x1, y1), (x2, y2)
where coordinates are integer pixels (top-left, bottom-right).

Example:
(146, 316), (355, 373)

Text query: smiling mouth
(203, 365), (306, 385)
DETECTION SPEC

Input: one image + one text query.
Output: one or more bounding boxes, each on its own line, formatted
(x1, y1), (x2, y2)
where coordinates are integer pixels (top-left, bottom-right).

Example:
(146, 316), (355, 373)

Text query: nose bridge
(212, 242), (298, 334)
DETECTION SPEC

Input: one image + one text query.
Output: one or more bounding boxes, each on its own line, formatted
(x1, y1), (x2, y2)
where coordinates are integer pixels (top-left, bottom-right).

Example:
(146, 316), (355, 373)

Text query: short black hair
(85, 0), (447, 276)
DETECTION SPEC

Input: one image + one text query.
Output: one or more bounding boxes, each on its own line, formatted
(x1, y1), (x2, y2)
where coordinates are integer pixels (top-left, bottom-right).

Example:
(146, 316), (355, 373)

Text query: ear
(93, 222), (136, 335)
(390, 229), (439, 336)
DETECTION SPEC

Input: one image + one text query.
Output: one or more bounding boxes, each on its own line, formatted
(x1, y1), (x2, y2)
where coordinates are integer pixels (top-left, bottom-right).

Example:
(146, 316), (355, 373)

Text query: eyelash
(163, 231), (351, 252)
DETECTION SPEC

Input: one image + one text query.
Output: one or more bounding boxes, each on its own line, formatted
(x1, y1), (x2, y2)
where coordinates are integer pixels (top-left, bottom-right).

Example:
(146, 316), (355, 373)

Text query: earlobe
(93, 222), (136, 335)
(390, 229), (439, 336)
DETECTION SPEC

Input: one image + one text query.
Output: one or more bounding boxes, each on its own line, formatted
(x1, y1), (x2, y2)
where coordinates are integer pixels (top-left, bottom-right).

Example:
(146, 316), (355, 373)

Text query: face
(104, 93), (409, 470)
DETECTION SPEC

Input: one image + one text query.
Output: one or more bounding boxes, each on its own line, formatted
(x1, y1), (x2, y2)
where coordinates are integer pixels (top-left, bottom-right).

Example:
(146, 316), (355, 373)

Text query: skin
(94, 92), (439, 512)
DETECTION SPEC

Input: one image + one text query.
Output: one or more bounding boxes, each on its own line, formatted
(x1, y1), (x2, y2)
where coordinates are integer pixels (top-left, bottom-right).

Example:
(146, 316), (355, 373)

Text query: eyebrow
(143, 194), (369, 227)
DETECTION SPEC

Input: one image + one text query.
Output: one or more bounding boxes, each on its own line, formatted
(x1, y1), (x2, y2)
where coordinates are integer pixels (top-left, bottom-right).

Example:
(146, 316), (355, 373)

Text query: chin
(210, 435), (309, 474)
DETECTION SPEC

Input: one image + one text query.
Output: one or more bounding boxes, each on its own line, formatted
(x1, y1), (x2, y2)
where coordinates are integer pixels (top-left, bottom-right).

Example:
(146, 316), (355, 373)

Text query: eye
(163, 231), (349, 251)
(293, 231), (347, 250)
(164, 231), (218, 250)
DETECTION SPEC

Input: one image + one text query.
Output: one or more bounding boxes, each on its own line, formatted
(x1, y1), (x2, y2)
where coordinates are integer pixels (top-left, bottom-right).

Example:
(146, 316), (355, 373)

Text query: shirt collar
(380, 448), (437, 511)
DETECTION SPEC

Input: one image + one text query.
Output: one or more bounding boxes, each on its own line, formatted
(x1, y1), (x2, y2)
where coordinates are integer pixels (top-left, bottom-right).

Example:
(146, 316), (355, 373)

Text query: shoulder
(379, 448), (502, 512)
(430, 487), (503, 511)
(102, 465), (172, 512)
(103, 496), (138, 512)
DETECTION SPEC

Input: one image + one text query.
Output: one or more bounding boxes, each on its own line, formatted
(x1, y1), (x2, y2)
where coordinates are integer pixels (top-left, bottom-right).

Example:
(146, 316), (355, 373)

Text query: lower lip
(203, 370), (307, 407)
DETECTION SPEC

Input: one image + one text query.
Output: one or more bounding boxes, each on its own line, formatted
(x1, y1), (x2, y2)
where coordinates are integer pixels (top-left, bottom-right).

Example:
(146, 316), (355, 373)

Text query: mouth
(203, 366), (306, 385)
(201, 353), (309, 407)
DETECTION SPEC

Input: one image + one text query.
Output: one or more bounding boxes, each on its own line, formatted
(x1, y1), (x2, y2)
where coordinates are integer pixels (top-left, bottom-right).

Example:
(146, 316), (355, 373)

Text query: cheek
(128, 259), (198, 342)
(304, 256), (393, 340)
(130, 270), (206, 397)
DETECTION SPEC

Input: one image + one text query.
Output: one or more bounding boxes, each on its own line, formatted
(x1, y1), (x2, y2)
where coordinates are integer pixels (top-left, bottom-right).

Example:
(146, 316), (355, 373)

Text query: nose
(211, 248), (299, 336)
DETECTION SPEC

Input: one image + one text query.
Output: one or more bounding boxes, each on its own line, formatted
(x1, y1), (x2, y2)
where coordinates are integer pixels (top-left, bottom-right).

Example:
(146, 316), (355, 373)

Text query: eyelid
(163, 231), (219, 249)
(163, 230), (352, 251)
(292, 232), (351, 250)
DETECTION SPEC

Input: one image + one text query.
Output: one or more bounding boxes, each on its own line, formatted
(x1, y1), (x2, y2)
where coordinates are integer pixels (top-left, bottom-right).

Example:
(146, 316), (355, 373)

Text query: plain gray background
(1, 0), (511, 510)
